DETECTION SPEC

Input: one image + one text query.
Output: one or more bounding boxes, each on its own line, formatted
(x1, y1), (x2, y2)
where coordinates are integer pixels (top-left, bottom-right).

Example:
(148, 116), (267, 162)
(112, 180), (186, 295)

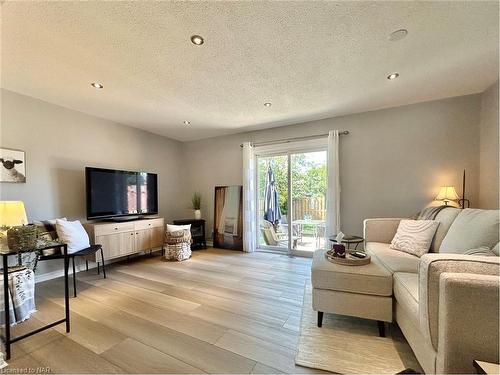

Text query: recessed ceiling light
(264, 102), (272, 107)
(183, 120), (191, 125)
(190, 35), (204, 45)
(387, 73), (399, 80)
(91, 82), (103, 89)
(388, 29), (408, 42)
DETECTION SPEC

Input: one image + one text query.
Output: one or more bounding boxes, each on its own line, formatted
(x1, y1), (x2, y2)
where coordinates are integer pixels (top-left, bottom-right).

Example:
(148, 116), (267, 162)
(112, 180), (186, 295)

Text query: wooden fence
(258, 196), (326, 221)
(292, 196), (326, 221)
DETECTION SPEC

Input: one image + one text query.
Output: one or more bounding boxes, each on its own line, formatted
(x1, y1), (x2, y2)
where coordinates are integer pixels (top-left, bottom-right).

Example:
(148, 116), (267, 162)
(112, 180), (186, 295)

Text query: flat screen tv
(86, 167), (158, 220)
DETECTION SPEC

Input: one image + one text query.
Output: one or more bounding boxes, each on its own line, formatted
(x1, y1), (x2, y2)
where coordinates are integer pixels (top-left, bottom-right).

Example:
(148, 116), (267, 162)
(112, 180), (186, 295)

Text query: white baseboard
(34, 249), (162, 284)
(206, 239), (213, 247)
(35, 263), (96, 284)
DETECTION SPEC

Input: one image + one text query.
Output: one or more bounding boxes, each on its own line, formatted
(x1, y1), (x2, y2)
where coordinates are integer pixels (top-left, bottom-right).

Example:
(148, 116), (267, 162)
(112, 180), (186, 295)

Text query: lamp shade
(435, 186), (460, 202)
(0, 201), (28, 227)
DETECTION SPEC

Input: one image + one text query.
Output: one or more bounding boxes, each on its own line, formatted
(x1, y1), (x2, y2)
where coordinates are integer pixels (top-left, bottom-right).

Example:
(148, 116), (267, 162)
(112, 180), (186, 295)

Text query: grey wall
(1, 89), (185, 221)
(181, 94), (483, 238)
(479, 81), (499, 209)
(1, 88), (494, 268)
(0, 89), (185, 275)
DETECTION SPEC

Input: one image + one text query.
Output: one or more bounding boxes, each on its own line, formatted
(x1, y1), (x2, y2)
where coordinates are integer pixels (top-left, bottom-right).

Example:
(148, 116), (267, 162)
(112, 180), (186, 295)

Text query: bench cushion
(311, 249), (393, 296)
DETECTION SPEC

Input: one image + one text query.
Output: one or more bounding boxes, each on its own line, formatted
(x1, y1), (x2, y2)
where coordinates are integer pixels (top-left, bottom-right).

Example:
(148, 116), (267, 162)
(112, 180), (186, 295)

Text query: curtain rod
(239, 130), (349, 148)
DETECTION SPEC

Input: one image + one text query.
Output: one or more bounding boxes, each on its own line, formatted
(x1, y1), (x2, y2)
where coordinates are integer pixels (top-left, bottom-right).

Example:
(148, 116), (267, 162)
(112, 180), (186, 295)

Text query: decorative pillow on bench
(33, 217), (67, 256)
(390, 219), (440, 257)
(55, 219), (90, 254)
(33, 217), (67, 241)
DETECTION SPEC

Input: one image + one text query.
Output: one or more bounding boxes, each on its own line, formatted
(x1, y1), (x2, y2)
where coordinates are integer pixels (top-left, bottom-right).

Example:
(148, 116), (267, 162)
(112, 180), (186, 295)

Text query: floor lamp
(458, 169), (470, 209)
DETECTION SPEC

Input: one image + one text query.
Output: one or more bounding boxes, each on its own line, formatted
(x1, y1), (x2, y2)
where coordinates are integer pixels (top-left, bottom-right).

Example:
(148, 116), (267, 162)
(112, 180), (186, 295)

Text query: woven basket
(7, 225), (37, 251)
(164, 242), (191, 261)
(165, 229), (191, 245)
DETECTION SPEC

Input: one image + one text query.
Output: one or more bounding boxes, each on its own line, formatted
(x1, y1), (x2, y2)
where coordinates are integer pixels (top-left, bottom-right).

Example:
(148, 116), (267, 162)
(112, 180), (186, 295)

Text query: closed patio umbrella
(264, 165), (282, 226)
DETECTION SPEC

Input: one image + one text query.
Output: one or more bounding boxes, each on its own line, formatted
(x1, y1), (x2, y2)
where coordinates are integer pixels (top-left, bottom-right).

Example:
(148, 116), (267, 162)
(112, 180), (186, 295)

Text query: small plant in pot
(191, 192), (202, 220)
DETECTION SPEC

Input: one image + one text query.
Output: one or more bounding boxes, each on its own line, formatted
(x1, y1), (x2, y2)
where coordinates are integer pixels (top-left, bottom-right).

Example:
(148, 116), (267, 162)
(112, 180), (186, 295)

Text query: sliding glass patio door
(257, 153), (290, 253)
(290, 151), (327, 255)
(256, 146), (327, 256)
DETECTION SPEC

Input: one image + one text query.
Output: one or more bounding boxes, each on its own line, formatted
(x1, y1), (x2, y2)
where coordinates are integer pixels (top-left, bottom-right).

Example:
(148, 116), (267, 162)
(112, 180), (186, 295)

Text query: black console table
(1, 242), (70, 360)
(173, 219), (207, 250)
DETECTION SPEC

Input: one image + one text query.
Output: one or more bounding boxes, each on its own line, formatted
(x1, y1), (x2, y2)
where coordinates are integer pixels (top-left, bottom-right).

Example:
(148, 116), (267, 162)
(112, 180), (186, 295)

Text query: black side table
(329, 235), (364, 250)
(1, 242), (70, 360)
(173, 219), (207, 250)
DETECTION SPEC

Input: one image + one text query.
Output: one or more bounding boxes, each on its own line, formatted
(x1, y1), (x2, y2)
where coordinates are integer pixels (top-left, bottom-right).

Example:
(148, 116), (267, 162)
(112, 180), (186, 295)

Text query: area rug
(295, 285), (422, 374)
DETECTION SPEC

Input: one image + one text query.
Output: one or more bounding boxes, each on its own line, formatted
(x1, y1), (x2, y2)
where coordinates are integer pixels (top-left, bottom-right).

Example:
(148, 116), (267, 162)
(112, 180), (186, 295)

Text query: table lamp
(0, 201), (29, 251)
(435, 186), (459, 206)
(0, 201), (28, 242)
(0, 201), (28, 229)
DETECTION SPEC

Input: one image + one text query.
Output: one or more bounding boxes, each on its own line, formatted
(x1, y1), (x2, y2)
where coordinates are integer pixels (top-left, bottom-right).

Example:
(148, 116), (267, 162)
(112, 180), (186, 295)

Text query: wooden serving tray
(325, 251), (371, 266)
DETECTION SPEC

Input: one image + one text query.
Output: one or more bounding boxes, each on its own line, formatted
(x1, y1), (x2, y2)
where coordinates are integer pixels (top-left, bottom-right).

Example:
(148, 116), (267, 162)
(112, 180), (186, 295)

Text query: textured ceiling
(1, 1), (499, 142)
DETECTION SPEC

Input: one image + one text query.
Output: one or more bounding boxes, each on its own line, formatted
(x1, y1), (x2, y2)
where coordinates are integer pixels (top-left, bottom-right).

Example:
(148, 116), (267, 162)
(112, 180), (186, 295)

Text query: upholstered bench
(311, 249), (393, 336)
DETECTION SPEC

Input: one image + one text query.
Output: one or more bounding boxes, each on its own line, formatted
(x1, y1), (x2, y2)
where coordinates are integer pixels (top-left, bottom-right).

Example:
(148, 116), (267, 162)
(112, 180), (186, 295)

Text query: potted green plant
(191, 192), (202, 220)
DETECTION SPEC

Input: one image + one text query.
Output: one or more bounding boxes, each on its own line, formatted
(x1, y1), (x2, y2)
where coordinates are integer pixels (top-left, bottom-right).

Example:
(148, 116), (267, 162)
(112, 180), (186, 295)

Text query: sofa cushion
(463, 246), (497, 256)
(311, 249), (393, 296)
(393, 272), (419, 328)
(439, 209), (499, 254)
(492, 242), (499, 256)
(366, 242), (420, 273)
(430, 207), (461, 252)
(363, 218), (402, 243)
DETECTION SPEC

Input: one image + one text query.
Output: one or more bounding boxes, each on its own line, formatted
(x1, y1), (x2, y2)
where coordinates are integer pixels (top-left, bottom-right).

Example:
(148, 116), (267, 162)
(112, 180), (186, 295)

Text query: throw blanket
(413, 205), (448, 220)
(0, 282), (16, 327)
(1, 268), (36, 326)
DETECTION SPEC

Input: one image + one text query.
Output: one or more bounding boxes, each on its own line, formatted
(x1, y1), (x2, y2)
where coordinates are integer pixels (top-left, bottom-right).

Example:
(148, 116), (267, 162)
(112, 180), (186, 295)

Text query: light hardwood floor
(6, 248), (330, 374)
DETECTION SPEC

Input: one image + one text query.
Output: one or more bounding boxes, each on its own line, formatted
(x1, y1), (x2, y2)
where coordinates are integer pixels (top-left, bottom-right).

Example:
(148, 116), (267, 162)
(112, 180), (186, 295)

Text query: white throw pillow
(390, 220), (440, 257)
(439, 209), (499, 254)
(55, 219), (90, 254)
(166, 224), (191, 233)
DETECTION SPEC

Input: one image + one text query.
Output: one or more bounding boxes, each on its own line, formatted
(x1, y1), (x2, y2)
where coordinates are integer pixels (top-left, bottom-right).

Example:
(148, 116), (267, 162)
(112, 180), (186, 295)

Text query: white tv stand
(84, 217), (164, 264)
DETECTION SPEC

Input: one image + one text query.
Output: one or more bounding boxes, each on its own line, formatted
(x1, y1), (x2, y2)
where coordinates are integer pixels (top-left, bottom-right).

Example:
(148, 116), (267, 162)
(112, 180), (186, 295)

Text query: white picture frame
(0, 147), (26, 183)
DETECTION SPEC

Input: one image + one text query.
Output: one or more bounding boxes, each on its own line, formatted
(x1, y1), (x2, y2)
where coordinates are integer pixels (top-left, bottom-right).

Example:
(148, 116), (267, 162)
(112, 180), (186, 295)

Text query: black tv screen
(86, 167), (158, 220)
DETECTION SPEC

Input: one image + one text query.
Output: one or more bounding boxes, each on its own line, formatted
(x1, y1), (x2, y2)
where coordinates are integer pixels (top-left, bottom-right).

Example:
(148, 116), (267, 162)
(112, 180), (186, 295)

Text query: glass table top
(0, 239), (64, 255)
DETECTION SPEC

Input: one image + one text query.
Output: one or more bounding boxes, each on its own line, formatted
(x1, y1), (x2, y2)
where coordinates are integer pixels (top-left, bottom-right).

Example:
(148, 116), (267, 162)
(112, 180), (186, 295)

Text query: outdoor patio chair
(315, 223), (326, 248)
(261, 220), (298, 249)
(280, 215), (303, 240)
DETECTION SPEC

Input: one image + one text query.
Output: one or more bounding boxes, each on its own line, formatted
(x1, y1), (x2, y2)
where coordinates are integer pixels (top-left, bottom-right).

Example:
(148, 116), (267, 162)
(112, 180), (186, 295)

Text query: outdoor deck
(258, 233), (326, 253)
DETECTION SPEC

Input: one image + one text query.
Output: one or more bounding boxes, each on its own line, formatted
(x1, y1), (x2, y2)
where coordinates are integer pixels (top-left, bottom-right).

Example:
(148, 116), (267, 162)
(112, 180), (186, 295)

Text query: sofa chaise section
(362, 209), (499, 374)
(419, 254), (500, 374)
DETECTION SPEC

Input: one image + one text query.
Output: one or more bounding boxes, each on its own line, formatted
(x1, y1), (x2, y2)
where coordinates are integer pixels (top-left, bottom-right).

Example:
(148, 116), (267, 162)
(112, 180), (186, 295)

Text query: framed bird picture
(0, 147), (26, 183)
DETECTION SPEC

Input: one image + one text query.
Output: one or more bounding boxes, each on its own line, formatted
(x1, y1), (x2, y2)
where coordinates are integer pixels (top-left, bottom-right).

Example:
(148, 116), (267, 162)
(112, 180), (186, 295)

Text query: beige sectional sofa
(364, 208), (499, 374)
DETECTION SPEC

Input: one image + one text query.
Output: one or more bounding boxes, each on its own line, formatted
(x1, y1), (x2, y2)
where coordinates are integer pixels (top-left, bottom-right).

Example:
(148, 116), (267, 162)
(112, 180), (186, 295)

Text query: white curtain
(242, 142), (256, 252)
(325, 130), (341, 240)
